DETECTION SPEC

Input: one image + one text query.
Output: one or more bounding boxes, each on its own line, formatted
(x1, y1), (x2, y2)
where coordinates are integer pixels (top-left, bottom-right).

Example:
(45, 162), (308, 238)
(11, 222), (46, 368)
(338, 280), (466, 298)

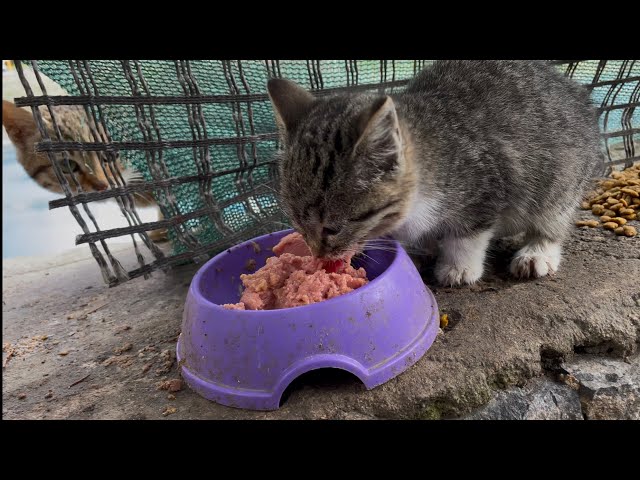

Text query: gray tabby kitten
(267, 60), (603, 285)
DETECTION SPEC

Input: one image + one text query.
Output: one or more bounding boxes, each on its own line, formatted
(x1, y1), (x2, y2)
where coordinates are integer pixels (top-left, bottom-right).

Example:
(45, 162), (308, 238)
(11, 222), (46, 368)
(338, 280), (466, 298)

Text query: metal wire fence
(11, 60), (639, 286)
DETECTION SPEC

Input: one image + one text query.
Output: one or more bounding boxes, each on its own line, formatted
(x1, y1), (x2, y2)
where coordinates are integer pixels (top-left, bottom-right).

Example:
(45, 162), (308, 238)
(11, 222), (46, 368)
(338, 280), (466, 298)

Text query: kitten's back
(395, 60), (604, 237)
(401, 60), (599, 156)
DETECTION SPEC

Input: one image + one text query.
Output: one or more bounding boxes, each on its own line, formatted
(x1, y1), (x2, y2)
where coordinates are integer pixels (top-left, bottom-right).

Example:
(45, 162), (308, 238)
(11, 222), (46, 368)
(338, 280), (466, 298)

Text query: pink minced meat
(272, 232), (313, 257)
(222, 232), (368, 310)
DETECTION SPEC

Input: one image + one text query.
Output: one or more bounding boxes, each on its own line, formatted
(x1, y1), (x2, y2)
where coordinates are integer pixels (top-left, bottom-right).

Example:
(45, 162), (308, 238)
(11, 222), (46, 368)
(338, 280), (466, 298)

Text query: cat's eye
(350, 200), (401, 223)
(59, 160), (80, 174)
(322, 227), (340, 236)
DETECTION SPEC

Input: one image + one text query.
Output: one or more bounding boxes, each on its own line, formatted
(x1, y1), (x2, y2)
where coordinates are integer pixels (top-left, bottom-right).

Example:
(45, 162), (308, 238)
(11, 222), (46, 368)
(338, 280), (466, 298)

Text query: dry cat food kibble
(577, 163), (639, 237)
(223, 233), (369, 310)
(575, 220), (599, 228)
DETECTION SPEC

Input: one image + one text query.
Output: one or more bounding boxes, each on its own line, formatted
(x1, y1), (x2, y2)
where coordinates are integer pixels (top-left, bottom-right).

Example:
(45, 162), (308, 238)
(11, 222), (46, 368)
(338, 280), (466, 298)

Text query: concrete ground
(3, 212), (639, 420)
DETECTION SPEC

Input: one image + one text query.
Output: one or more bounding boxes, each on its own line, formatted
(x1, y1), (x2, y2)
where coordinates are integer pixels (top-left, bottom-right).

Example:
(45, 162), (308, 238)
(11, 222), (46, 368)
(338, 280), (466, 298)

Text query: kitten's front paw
(510, 244), (561, 279)
(435, 261), (484, 286)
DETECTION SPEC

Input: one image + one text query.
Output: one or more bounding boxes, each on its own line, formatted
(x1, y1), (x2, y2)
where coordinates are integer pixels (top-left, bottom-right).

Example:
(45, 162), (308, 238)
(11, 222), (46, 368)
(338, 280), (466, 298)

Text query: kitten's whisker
(365, 239), (418, 250)
(356, 251), (380, 264)
(366, 237), (410, 244)
(364, 244), (430, 256)
(362, 246), (398, 253)
(365, 238), (404, 244)
(365, 242), (400, 248)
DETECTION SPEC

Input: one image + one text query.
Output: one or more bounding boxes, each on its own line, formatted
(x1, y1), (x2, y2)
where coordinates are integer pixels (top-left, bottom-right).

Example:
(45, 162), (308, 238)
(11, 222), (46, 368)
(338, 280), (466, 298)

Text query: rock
(465, 377), (583, 420)
(167, 379), (183, 393)
(563, 355), (640, 420)
(157, 378), (183, 393)
(467, 354), (640, 420)
(332, 411), (377, 420)
(114, 325), (131, 335)
(113, 343), (133, 355)
(161, 406), (177, 417)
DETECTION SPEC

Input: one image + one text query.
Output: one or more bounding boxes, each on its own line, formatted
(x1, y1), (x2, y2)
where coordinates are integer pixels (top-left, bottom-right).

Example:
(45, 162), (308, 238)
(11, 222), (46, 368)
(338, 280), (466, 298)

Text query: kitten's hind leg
(435, 229), (494, 286)
(510, 236), (562, 279)
(510, 209), (571, 279)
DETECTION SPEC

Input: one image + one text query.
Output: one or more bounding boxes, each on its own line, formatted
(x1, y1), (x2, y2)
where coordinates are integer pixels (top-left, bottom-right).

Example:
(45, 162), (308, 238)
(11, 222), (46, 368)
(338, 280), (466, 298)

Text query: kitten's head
(3, 100), (112, 194)
(267, 79), (417, 259)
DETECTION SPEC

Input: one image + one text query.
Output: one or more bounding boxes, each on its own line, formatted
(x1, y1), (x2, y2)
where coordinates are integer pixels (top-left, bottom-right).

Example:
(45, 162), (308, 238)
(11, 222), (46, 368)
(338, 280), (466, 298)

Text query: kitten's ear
(267, 78), (315, 132)
(354, 96), (402, 175)
(2, 100), (38, 148)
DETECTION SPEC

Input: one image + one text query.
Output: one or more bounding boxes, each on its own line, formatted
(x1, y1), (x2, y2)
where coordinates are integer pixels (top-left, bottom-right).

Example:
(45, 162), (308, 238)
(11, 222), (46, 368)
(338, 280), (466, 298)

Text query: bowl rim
(191, 229), (404, 314)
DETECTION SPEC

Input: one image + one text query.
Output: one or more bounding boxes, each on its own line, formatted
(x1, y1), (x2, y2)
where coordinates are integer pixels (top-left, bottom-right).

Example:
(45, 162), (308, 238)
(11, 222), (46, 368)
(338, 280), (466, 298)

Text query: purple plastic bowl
(176, 229), (439, 411)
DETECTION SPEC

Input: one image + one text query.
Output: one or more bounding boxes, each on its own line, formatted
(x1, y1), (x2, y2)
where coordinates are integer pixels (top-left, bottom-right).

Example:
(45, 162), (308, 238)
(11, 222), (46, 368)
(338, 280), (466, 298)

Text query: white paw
(510, 242), (561, 279)
(435, 261), (484, 286)
(435, 230), (492, 286)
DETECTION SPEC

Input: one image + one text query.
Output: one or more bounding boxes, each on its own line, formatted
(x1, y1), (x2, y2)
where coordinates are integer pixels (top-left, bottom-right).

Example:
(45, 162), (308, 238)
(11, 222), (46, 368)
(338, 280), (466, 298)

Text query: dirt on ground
(2, 211), (639, 420)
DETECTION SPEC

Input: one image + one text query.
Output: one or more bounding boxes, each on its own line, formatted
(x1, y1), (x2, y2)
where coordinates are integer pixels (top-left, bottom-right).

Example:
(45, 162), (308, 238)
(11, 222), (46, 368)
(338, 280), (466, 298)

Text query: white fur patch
(435, 229), (494, 286)
(393, 190), (443, 243)
(510, 241), (562, 279)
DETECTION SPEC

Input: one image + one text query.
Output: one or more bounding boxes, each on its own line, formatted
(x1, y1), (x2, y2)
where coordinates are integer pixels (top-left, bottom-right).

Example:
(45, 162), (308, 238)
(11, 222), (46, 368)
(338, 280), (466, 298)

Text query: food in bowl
(223, 232), (369, 310)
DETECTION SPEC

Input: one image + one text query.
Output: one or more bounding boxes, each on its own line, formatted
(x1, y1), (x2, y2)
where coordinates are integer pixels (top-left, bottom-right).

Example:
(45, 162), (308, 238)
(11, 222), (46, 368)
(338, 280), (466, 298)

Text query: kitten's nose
(90, 178), (109, 191)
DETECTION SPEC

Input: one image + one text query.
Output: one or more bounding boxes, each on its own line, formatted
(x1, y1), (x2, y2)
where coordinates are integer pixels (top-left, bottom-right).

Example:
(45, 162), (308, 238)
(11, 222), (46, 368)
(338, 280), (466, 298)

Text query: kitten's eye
(322, 227), (341, 236)
(59, 160), (80, 174)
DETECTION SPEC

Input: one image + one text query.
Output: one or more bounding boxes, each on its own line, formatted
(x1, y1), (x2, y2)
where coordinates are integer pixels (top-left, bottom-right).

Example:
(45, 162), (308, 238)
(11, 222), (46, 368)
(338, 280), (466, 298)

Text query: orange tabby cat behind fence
(2, 100), (167, 242)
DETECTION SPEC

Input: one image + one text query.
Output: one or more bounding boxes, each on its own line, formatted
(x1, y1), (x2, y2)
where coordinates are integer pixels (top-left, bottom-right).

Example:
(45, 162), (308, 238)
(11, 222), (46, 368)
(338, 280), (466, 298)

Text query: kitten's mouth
(318, 245), (362, 262)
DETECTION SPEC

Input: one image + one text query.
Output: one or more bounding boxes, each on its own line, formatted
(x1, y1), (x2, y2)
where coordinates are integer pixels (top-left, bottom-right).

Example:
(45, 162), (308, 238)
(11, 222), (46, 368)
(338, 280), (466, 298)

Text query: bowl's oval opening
(194, 230), (401, 312)
(278, 368), (366, 408)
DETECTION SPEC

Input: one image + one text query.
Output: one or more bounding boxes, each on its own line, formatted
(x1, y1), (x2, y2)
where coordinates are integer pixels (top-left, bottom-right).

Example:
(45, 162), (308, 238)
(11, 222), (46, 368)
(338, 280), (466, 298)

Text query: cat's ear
(2, 100), (38, 148)
(267, 78), (315, 133)
(353, 96), (402, 176)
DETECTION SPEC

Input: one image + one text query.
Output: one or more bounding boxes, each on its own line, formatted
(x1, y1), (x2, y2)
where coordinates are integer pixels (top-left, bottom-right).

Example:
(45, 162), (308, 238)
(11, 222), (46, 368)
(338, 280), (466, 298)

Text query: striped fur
(2, 100), (166, 241)
(267, 61), (603, 285)
(268, 79), (416, 259)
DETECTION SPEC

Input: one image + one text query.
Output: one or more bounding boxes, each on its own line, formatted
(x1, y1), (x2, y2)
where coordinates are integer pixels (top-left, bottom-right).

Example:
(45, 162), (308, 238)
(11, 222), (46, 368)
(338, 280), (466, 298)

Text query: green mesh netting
(33, 60), (428, 259)
(28, 60), (638, 270)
